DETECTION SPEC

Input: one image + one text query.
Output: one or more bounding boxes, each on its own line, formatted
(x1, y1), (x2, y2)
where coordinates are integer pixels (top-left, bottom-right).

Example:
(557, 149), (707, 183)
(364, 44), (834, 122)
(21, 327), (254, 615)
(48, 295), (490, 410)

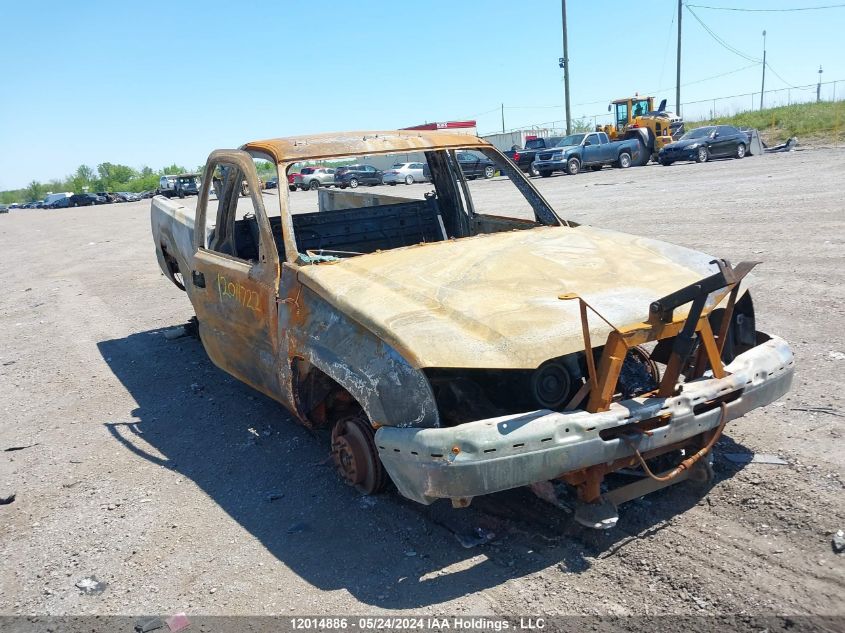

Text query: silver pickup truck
(150, 129), (793, 529)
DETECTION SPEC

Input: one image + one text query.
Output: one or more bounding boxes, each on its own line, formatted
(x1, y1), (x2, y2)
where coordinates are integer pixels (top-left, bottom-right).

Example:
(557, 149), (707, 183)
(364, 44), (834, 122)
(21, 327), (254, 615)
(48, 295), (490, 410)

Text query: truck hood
(297, 225), (721, 369)
(539, 144), (578, 155)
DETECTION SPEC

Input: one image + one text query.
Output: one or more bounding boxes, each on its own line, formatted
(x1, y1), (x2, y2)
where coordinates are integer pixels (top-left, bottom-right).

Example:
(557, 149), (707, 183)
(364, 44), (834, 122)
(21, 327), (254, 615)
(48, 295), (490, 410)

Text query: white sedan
(381, 162), (428, 185)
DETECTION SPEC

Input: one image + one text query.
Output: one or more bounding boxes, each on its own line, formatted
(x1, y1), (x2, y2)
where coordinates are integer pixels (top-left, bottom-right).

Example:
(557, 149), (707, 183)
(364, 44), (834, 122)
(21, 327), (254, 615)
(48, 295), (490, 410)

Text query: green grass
(687, 100), (845, 142)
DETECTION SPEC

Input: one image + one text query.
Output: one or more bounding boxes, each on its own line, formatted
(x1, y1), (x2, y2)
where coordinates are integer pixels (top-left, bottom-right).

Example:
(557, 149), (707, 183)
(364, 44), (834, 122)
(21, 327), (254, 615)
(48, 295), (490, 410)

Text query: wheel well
(292, 359), (361, 429)
(160, 243), (185, 291)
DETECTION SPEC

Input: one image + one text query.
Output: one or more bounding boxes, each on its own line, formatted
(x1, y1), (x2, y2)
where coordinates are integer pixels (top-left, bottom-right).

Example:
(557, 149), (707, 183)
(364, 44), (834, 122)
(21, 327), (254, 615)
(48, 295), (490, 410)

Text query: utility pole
(817, 66), (823, 102)
(501, 103), (505, 133)
(561, 0), (571, 134)
(760, 30), (767, 110)
(676, 0), (682, 115)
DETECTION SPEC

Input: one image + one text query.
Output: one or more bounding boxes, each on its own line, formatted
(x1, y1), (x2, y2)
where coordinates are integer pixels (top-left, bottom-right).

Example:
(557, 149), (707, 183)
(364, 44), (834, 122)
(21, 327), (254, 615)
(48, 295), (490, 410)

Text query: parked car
(46, 197), (71, 209)
(382, 162), (427, 185)
(0, 205), (8, 213)
(456, 151), (496, 179)
(659, 125), (748, 165)
(532, 132), (641, 176)
(43, 192), (73, 208)
(115, 192), (141, 202)
(158, 173), (200, 198)
(294, 167), (336, 191)
(335, 164), (383, 188)
(140, 190), (156, 199)
(68, 193), (105, 207)
(504, 136), (566, 176)
(265, 177), (278, 189)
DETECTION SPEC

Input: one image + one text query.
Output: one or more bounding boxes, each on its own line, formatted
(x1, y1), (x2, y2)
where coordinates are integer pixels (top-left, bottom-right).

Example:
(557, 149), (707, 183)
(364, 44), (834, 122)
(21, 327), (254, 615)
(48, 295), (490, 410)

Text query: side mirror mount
(583, 140), (592, 146)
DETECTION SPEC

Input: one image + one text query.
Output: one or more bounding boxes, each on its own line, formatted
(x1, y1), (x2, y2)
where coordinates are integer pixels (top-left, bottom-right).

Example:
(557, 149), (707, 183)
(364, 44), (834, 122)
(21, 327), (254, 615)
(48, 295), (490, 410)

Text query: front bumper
(533, 159), (567, 172)
(660, 147), (698, 161)
(376, 335), (793, 505)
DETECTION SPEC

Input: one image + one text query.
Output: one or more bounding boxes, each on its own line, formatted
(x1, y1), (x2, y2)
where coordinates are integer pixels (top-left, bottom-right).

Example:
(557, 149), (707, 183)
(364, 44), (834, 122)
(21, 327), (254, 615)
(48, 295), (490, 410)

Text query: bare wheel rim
(331, 414), (386, 494)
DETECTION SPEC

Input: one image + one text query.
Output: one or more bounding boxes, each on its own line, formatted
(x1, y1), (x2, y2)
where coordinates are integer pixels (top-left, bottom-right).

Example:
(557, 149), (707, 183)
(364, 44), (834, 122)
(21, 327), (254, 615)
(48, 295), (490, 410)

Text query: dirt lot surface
(1, 148), (843, 624)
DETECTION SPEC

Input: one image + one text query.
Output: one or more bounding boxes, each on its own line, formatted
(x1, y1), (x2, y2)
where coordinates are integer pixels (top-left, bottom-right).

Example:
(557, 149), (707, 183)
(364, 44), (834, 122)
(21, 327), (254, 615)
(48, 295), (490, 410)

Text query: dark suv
(175, 175), (200, 197)
(68, 193), (105, 207)
(335, 164), (383, 189)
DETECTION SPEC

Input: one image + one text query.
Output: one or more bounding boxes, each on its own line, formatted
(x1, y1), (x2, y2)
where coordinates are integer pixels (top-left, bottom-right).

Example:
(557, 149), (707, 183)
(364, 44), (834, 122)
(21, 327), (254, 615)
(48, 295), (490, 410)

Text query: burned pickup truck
(151, 130), (793, 528)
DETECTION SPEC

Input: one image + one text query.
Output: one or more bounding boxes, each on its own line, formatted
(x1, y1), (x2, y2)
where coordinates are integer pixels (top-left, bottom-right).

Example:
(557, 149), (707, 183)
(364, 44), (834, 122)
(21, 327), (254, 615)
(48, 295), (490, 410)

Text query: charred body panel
(285, 284), (440, 429)
(377, 335), (793, 505)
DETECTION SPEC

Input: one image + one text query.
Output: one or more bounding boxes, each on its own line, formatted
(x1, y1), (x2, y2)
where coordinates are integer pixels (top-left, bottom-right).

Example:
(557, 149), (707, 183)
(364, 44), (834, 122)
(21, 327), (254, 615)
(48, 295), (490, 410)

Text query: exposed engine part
(330, 413), (386, 494)
(531, 360), (573, 409)
(617, 346), (659, 399)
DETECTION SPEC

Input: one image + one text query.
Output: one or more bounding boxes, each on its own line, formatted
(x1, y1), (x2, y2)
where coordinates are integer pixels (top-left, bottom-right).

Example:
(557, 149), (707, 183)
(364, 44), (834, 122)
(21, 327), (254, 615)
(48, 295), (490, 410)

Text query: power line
(765, 62), (802, 89)
(685, 5), (762, 63)
(687, 3), (845, 11)
(657, 1), (678, 97)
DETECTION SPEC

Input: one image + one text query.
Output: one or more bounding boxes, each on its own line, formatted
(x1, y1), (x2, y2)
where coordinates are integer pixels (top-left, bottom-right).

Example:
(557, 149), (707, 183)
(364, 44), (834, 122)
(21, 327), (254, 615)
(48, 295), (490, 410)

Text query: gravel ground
(0, 148), (843, 625)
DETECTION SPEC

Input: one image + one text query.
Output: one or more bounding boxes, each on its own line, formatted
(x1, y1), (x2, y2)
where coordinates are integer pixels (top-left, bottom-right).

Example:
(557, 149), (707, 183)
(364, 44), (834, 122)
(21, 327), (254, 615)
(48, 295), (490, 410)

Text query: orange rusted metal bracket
(560, 260), (758, 414)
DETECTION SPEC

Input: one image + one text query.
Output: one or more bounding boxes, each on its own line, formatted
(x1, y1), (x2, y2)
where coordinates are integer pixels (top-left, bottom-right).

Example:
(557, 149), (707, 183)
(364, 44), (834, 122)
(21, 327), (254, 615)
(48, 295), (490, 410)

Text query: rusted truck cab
(151, 131), (793, 528)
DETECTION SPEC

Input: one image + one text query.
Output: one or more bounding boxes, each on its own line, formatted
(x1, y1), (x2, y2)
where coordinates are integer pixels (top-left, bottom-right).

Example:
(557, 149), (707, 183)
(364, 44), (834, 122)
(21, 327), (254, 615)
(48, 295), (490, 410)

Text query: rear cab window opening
(271, 147), (564, 265)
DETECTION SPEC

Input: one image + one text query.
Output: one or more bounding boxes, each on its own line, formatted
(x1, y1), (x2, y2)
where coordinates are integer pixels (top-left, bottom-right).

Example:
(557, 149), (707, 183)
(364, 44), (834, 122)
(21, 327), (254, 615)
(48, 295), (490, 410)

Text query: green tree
(572, 116), (595, 133)
(162, 164), (186, 175)
(24, 181), (44, 202)
(97, 163), (137, 190)
(68, 164), (95, 193)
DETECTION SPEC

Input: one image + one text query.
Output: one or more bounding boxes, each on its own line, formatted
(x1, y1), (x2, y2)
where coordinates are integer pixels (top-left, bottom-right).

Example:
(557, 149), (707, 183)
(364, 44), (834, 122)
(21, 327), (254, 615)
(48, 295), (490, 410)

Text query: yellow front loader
(601, 95), (684, 165)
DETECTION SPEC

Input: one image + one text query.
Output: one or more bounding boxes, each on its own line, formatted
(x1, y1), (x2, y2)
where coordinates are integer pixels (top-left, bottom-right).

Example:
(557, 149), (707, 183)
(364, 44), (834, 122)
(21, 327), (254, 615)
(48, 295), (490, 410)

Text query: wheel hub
(330, 415), (385, 494)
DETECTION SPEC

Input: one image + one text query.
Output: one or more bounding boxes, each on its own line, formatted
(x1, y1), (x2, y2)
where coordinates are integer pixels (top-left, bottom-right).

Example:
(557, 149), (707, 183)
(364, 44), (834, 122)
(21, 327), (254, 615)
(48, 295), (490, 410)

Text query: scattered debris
(359, 496), (377, 508)
(165, 613), (190, 633)
(4, 443), (38, 452)
(163, 326), (187, 341)
(286, 522), (310, 535)
(1, 360), (15, 366)
(134, 616), (165, 633)
(764, 137), (797, 153)
(75, 576), (108, 595)
(265, 491), (284, 502)
(404, 550), (417, 557)
(190, 383), (204, 394)
(723, 453), (788, 465)
(454, 527), (496, 549)
(529, 481), (561, 507)
(828, 351), (845, 361)
(833, 530), (845, 554)
(0, 490), (16, 505)
(789, 406), (844, 418)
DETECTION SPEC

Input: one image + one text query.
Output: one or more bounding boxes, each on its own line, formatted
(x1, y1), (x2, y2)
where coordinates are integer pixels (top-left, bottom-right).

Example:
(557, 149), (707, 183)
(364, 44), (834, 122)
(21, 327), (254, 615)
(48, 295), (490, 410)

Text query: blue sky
(1, 0), (842, 189)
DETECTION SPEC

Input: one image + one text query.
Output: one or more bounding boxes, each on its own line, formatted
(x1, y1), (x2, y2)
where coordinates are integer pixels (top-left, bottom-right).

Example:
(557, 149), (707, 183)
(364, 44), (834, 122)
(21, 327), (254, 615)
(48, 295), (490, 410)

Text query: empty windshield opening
(279, 147), (562, 265)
